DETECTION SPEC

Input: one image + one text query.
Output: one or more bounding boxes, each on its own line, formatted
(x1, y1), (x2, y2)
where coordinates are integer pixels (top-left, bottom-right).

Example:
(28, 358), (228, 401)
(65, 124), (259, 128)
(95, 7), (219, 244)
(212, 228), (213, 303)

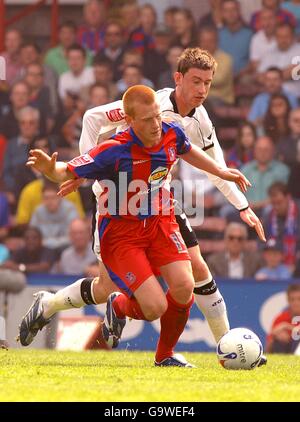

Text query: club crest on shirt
(125, 272), (136, 284)
(148, 166), (169, 185)
(168, 146), (176, 162)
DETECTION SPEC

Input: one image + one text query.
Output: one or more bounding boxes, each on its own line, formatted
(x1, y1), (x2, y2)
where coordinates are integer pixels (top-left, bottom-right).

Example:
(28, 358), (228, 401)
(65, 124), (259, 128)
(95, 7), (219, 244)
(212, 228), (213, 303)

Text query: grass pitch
(0, 350), (299, 402)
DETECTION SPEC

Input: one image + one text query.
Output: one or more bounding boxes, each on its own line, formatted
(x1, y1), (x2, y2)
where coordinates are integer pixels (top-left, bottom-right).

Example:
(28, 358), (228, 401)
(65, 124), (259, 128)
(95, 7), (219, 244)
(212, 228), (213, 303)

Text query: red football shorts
(99, 214), (191, 297)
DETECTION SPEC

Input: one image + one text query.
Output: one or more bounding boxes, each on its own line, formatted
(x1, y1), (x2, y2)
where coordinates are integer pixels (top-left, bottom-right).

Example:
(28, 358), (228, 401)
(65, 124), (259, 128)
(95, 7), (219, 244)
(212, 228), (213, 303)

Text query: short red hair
(122, 85), (156, 118)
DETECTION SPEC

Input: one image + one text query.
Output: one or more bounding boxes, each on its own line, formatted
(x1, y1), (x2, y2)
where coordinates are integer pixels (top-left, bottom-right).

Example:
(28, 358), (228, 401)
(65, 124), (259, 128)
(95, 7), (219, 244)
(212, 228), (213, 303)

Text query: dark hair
(59, 20), (77, 32)
(266, 67), (283, 77)
(89, 82), (109, 96)
(235, 121), (257, 160)
(67, 44), (86, 57)
(287, 283), (300, 295)
(276, 22), (295, 34)
(263, 93), (291, 143)
(21, 42), (41, 54)
(25, 226), (43, 239)
(93, 56), (113, 70)
(177, 47), (217, 74)
(268, 182), (289, 197)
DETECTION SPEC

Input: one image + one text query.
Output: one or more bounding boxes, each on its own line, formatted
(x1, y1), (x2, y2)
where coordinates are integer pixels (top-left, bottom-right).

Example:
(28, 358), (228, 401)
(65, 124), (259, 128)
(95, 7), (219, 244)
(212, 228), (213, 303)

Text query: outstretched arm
(26, 149), (75, 183)
(181, 145), (251, 194)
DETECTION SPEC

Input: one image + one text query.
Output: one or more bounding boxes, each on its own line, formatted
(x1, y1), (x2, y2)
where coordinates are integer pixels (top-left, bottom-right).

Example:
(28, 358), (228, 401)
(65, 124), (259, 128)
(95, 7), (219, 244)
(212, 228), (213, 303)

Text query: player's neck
(174, 90), (193, 117)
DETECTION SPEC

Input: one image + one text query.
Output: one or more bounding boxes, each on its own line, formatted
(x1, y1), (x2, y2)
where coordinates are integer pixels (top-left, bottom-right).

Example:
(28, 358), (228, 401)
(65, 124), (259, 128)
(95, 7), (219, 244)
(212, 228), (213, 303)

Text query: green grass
(0, 350), (299, 402)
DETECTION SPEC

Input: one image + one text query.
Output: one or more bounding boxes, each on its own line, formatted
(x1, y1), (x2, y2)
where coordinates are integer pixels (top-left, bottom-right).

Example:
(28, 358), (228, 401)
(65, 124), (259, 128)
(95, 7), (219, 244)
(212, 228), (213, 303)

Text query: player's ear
(174, 71), (183, 85)
(124, 114), (132, 125)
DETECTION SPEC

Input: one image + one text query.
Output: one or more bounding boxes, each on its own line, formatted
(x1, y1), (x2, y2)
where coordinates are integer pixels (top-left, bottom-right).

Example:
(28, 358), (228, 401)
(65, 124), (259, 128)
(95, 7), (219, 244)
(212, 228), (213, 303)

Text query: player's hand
(240, 207), (266, 242)
(219, 168), (251, 193)
(58, 178), (84, 197)
(26, 149), (58, 176)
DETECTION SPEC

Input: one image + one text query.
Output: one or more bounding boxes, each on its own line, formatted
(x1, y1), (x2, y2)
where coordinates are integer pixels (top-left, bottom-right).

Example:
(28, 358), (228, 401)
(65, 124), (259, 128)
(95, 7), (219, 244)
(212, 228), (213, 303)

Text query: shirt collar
(169, 90), (196, 118)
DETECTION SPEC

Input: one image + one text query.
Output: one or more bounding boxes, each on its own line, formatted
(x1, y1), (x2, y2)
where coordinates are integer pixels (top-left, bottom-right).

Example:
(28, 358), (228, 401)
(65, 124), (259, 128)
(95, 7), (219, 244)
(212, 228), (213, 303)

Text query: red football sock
(113, 293), (147, 320)
(155, 292), (194, 363)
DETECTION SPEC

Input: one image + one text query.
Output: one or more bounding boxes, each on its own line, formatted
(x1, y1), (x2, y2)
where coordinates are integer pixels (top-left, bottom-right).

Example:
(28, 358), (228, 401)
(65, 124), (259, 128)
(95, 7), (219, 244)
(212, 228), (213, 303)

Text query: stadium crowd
(1, 0), (300, 352)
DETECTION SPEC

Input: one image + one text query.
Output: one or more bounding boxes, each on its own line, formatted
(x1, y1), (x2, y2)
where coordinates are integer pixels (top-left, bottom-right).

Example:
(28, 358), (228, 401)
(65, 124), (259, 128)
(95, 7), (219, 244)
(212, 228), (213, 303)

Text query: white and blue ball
(217, 327), (263, 370)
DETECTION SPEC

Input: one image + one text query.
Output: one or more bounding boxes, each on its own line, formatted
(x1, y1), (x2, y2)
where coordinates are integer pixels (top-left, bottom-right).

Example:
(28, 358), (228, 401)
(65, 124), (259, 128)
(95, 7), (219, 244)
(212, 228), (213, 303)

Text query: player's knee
(143, 298), (168, 321)
(171, 277), (194, 304)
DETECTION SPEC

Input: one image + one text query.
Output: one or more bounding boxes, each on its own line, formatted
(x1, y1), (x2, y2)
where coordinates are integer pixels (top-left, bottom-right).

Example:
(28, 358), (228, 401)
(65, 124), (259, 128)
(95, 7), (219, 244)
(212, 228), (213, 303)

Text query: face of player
(174, 67), (213, 113)
(128, 101), (162, 147)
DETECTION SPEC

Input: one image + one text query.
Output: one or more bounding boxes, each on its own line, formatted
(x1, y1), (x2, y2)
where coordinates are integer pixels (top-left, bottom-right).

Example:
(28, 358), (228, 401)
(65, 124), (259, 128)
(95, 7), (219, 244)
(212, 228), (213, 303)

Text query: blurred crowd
(1, 0), (300, 286)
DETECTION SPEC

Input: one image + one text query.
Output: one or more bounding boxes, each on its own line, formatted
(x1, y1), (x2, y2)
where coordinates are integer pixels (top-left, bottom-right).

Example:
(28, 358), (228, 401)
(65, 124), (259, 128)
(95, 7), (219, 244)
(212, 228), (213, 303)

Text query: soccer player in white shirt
(19, 48), (266, 352)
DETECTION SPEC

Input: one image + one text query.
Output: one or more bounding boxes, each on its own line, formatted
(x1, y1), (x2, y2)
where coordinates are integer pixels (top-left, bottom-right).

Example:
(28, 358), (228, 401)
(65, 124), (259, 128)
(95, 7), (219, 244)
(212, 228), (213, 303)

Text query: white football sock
(42, 278), (88, 319)
(194, 279), (230, 343)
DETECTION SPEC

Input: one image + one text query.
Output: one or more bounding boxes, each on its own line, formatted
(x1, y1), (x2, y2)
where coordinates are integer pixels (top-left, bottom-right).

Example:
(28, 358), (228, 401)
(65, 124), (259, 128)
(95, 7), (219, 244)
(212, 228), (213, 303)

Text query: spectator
(278, 108), (300, 167)
(171, 8), (198, 49)
(24, 63), (54, 134)
(77, 0), (107, 55)
(30, 183), (79, 258)
(249, 8), (277, 72)
(226, 121), (256, 169)
(120, 1), (140, 36)
(143, 25), (172, 86)
(60, 93), (85, 152)
(116, 65), (153, 99)
(207, 222), (263, 278)
(250, 0), (296, 32)
(0, 81), (30, 139)
(157, 46), (183, 90)
(255, 239), (292, 280)
(127, 4), (156, 54)
(95, 21), (127, 81)
(282, 0), (300, 36)
(258, 23), (300, 98)
(218, 0), (253, 76)
(0, 226), (55, 273)
(164, 6), (180, 32)
(248, 67), (298, 125)
(198, 0), (223, 29)
(91, 58), (118, 101)
(58, 45), (95, 101)
(3, 106), (40, 193)
(45, 21), (93, 76)
(266, 283), (300, 353)
(56, 219), (97, 275)
(16, 176), (84, 226)
(86, 83), (109, 109)
(262, 93), (291, 144)
(13, 136), (53, 200)
(0, 29), (22, 87)
(263, 182), (300, 268)
(198, 26), (235, 105)
(241, 136), (290, 213)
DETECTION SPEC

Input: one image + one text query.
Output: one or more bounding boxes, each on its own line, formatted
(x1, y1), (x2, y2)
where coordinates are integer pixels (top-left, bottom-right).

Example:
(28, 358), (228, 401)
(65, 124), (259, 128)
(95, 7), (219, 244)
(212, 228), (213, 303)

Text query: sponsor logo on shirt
(148, 166), (169, 185)
(69, 154), (94, 167)
(106, 108), (125, 122)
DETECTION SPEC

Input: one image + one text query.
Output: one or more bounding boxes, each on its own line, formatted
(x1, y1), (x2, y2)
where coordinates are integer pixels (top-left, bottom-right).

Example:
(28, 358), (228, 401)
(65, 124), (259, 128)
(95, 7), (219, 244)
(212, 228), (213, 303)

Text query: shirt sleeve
(172, 124), (192, 155)
(79, 101), (125, 154)
(67, 140), (121, 180)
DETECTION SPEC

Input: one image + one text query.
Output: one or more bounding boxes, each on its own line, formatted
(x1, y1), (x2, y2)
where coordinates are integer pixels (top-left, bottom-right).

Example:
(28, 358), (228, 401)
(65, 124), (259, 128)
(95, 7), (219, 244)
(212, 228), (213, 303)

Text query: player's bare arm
(181, 145), (251, 194)
(26, 149), (74, 183)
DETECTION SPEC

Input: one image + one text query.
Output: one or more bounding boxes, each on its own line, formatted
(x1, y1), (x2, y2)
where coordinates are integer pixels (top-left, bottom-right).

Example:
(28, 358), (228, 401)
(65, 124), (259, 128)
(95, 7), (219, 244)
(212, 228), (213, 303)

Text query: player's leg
(154, 259), (194, 366)
(175, 210), (229, 342)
